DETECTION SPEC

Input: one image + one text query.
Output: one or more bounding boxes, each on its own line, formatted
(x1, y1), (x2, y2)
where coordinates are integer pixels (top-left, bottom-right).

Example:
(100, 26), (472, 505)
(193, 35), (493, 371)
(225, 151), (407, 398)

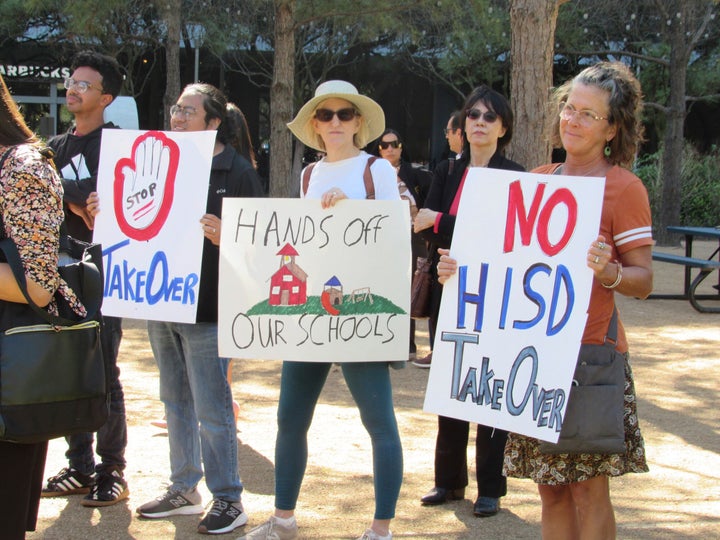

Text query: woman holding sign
(239, 81), (402, 540)
(439, 62), (653, 538)
(413, 85), (524, 518)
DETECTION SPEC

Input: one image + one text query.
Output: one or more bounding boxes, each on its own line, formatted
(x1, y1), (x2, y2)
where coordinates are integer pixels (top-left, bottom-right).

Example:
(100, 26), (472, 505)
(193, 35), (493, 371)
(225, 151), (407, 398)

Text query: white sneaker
(357, 529), (392, 540)
(237, 516), (298, 540)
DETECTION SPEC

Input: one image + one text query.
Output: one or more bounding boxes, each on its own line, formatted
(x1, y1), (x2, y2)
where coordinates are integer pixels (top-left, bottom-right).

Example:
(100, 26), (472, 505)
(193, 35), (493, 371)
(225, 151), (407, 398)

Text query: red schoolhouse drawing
(269, 243), (308, 306)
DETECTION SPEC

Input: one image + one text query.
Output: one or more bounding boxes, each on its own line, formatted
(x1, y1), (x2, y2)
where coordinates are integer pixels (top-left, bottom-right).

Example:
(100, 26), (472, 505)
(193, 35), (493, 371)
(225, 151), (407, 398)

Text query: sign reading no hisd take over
(424, 168), (605, 443)
(218, 198), (411, 363)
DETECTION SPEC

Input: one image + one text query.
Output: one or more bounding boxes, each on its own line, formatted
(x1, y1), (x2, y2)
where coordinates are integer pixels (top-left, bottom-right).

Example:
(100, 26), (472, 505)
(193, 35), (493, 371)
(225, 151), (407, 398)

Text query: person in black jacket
(413, 85), (525, 518)
(41, 50), (130, 508)
(134, 83), (264, 536)
(375, 128), (432, 360)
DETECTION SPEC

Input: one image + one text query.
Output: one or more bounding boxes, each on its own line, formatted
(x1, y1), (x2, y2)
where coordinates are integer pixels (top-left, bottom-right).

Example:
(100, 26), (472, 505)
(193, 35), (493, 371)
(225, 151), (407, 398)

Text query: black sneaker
(81, 469), (129, 507)
(41, 467), (94, 497)
(197, 498), (248, 534)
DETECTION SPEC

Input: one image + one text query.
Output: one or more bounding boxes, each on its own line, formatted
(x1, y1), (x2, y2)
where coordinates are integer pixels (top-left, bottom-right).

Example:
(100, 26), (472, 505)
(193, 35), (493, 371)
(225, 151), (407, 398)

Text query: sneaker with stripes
(41, 467), (94, 497)
(81, 469), (129, 507)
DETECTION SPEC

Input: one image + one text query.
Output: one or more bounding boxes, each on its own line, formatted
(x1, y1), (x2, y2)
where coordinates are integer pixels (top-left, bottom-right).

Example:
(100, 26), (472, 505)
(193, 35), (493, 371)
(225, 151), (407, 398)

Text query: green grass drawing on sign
(247, 295), (405, 316)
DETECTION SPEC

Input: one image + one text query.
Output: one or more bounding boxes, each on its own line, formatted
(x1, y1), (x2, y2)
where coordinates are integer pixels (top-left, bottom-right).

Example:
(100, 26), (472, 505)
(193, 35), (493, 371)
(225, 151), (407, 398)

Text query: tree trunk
(162, 0), (182, 131)
(269, 0), (295, 198)
(657, 1), (690, 246)
(508, 0), (564, 170)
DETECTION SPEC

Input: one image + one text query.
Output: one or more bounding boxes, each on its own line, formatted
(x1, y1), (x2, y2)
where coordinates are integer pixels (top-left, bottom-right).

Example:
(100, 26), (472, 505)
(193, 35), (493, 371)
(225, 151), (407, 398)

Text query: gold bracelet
(601, 261), (623, 289)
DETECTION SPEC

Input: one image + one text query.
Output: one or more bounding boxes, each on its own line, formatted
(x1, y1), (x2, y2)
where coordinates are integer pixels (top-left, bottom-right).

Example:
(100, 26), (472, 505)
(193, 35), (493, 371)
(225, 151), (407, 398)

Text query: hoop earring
(604, 144), (611, 157)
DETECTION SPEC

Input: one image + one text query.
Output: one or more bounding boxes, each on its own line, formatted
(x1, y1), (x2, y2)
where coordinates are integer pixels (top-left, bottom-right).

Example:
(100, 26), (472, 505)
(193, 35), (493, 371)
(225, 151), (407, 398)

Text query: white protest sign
(423, 168), (605, 442)
(218, 198), (411, 362)
(93, 129), (216, 322)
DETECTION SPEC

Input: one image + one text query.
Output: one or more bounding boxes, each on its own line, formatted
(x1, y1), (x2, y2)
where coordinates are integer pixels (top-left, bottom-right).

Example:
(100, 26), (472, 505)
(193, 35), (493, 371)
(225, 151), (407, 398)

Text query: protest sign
(423, 168), (605, 442)
(218, 198), (411, 362)
(93, 129), (215, 322)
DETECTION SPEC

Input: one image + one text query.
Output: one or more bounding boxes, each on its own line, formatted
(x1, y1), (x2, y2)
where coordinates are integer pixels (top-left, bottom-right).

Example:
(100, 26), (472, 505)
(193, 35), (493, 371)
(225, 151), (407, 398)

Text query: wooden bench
(651, 251), (720, 313)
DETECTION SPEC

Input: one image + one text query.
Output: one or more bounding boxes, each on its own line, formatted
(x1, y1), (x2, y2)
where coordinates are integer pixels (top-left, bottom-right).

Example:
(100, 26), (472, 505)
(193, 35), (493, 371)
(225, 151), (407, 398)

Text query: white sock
(274, 515), (296, 527)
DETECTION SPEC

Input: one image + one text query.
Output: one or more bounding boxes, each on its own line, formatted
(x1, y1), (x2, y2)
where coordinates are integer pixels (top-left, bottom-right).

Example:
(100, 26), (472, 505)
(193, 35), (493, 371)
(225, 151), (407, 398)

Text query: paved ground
(28, 240), (720, 539)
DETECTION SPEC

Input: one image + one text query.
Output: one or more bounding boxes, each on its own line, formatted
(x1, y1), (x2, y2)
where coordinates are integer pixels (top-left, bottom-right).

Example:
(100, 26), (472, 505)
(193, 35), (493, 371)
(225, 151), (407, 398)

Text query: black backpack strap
(0, 146), (14, 177)
(604, 306), (619, 346)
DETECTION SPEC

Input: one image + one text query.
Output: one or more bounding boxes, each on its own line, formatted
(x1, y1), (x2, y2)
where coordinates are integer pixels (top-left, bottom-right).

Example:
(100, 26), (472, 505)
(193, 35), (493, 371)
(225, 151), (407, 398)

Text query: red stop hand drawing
(114, 131), (180, 241)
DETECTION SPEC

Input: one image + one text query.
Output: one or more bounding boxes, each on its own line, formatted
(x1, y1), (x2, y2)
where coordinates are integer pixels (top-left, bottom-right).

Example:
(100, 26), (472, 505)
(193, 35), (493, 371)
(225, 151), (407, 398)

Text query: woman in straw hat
(239, 81), (402, 540)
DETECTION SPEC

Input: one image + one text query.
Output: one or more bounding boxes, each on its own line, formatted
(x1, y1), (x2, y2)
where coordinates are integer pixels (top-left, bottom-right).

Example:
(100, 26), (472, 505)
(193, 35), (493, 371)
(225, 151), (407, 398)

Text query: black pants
(0, 440), (48, 539)
(434, 416), (508, 498)
(65, 315), (126, 475)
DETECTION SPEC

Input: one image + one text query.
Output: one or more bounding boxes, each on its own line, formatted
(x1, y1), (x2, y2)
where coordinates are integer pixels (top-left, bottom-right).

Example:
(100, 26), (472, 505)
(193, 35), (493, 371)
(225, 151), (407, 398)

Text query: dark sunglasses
(314, 108), (359, 122)
(378, 140), (402, 150)
(466, 109), (499, 123)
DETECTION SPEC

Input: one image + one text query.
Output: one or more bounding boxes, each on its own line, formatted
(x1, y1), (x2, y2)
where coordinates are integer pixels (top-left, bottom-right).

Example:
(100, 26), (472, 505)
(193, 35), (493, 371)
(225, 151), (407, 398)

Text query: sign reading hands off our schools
(423, 168), (605, 443)
(218, 198), (411, 362)
(93, 129), (216, 322)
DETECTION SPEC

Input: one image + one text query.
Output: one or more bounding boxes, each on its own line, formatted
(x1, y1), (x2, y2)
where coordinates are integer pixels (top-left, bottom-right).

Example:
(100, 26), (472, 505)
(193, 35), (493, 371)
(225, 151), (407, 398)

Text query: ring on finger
(594, 255), (600, 264)
(598, 241), (606, 250)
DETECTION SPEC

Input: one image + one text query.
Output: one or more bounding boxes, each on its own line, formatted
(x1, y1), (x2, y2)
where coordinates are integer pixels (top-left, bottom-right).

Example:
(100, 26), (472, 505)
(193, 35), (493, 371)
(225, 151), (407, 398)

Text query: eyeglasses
(64, 78), (103, 94)
(314, 108), (359, 122)
(378, 140), (401, 150)
(558, 102), (608, 125)
(443, 128), (457, 135)
(466, 109), (499, 123)
(170, 105), (198, 119)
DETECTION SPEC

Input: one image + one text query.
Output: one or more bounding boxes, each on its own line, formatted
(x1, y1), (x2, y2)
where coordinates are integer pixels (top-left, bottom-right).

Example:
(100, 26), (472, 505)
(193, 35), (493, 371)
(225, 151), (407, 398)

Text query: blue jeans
(147, 320), (241, 502)
(66, 315), (127, 475)
(275, 361), (403, 520)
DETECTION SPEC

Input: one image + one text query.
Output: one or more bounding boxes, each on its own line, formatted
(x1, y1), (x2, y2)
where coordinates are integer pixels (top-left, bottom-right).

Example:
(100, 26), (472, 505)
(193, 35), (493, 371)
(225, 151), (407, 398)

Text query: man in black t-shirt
(41, 50), (129, 508)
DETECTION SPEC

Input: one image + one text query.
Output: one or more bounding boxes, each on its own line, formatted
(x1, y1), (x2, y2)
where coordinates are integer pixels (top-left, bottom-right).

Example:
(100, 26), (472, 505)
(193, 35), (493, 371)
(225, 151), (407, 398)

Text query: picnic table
(651, 225), (720, 313)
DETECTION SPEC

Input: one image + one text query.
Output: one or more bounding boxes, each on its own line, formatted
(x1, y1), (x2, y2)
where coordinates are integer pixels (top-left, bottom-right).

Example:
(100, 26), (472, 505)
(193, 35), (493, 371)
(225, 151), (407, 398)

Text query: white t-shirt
(301, 152), (401, 202)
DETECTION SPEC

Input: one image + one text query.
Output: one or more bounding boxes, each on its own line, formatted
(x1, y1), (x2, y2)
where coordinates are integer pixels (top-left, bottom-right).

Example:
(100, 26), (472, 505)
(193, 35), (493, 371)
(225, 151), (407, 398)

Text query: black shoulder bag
(0, 147), (109, 443)
(539, 308), (626, 455)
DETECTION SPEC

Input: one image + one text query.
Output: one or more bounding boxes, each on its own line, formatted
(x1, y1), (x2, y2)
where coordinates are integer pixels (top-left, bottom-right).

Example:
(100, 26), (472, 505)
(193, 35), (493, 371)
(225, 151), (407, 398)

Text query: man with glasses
(41, 50), (130, 508)
(444, 110), (464, 159)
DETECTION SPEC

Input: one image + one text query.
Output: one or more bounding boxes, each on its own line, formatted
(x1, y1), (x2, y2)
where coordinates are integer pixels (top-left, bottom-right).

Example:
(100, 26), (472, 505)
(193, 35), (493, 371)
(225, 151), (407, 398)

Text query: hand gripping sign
(113, 131), (180, 241)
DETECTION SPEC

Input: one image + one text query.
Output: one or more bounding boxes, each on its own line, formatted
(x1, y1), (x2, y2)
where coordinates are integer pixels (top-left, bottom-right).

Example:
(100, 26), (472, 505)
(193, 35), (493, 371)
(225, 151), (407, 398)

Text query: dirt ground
(28, 240), (720, 539)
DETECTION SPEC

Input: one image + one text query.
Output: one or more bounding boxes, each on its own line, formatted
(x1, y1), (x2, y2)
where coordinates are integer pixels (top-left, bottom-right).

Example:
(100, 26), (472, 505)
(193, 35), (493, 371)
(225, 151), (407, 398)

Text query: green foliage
(636, 144), (720, 229)
(393, 0), (512, 96)
(555, 0), (720, 107)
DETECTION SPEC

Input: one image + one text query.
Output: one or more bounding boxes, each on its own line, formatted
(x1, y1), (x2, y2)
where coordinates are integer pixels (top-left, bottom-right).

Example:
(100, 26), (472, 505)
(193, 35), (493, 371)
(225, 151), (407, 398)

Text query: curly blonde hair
(550, 61), (645, 168)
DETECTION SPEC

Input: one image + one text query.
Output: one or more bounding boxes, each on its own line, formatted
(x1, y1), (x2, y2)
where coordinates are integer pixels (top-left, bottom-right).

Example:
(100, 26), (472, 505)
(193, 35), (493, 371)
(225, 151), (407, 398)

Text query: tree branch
(644, 101), (670, 113)
(558, 48), (670, 66)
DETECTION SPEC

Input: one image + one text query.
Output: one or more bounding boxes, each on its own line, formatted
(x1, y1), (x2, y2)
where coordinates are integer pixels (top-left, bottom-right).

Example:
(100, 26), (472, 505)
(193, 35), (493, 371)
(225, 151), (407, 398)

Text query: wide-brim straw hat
(287, 80), (385, 152)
